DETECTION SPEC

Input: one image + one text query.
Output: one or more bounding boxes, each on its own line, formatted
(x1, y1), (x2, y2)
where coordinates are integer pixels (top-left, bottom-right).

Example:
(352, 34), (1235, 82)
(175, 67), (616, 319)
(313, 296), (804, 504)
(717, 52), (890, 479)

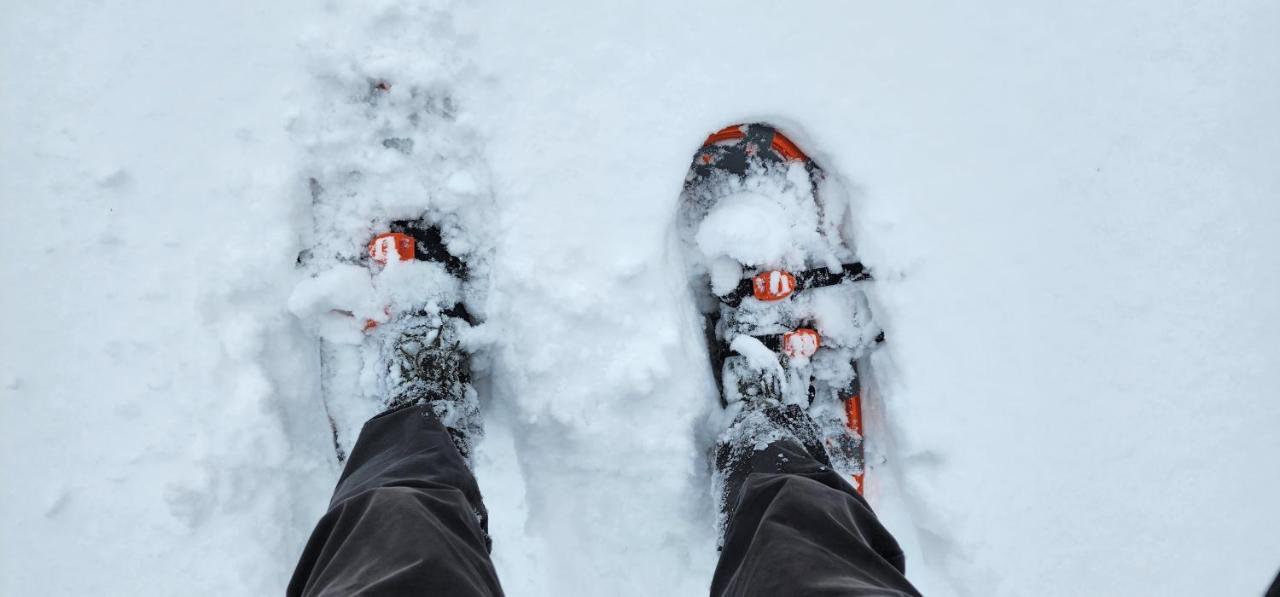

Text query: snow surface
(3, 0), (1280, 596)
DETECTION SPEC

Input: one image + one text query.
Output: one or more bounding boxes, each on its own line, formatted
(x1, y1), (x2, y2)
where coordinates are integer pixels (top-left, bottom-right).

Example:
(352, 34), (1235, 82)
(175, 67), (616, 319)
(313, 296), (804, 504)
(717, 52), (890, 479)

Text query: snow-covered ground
(3, 1), (1279, 596)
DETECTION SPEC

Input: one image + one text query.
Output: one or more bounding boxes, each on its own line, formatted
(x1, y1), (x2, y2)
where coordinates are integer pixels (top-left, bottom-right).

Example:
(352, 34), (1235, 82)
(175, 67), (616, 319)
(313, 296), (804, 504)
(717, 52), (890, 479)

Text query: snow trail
(0, 0), (329, 593)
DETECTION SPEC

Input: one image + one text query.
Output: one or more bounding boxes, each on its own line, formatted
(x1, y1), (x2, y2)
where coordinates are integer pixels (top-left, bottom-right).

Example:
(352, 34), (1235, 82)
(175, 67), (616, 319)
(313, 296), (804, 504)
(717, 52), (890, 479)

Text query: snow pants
(288, 404), (922, 597)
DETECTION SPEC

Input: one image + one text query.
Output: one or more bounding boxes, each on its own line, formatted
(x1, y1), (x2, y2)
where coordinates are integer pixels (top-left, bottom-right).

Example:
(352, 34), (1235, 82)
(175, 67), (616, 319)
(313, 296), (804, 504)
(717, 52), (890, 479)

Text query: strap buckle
(722, 262), (871, 307)
(752, 270), (797, 302)
(368, 232), (415, 264)
(782, 328), (821, 358)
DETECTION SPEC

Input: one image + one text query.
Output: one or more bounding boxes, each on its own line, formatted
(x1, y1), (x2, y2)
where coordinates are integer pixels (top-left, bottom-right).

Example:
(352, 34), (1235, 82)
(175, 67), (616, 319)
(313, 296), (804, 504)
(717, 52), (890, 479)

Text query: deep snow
(3, 0), (1279, 596)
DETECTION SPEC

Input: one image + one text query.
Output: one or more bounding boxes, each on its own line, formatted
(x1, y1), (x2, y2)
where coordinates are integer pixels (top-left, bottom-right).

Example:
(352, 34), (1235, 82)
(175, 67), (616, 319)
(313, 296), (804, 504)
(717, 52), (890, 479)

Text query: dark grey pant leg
(712, 439), (922, 597)
(288, 404), (504, 597)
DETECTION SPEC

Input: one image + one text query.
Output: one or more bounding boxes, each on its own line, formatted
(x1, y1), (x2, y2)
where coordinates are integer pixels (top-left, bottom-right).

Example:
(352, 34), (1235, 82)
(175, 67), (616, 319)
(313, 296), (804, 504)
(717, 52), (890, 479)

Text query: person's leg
(288, 403), (503, 597)
(711, 405), (920, 597)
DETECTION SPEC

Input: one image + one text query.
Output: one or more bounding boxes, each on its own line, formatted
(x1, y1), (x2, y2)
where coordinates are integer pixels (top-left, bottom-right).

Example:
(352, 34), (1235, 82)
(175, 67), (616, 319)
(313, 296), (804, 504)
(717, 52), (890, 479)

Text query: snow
(727, 335), (787, 385)
(688, 162), (837, 273)
(3, 1), (1280, 596)
(696, 190), (796, 267)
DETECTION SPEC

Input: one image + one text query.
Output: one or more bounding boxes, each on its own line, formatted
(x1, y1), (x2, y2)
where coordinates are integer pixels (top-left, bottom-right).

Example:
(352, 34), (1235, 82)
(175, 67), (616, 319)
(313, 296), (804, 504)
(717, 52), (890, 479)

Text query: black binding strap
(751, 329), (886, 354)
(389, 220), (470, 280)
(386, 219), (475, 326)
(720, 262), (871, 308)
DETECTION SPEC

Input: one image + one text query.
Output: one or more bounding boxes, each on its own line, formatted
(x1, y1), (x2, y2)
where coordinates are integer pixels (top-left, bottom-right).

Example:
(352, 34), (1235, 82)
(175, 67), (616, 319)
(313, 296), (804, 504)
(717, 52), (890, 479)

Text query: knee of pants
(349, 485), (469, 514)
(346, 485), (486, 540)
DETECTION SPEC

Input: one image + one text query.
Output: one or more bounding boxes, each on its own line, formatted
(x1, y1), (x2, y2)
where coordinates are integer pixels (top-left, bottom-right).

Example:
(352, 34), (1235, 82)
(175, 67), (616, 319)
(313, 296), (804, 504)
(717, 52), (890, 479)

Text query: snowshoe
(290, 75), (493, 465)
(679, 123), (882, 493)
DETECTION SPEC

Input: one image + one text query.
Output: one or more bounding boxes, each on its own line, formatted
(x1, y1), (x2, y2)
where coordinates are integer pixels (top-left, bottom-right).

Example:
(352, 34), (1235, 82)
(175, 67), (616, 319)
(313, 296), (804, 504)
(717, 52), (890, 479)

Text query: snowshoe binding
(294, 218), (484, 465)
(367, 222), (482, 461)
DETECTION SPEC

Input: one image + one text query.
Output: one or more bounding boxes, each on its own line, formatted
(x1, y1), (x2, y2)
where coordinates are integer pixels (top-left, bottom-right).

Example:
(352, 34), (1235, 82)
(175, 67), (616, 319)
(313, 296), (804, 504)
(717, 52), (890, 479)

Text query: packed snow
(3, 1), (1279, 596)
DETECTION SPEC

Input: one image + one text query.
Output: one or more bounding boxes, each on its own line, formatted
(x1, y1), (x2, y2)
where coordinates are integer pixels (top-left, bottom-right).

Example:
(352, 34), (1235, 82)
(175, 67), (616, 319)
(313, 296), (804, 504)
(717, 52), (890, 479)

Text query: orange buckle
(752, 270), (797, 302)
(782, 328), (821, 358)
(369, 232), (415, 264)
